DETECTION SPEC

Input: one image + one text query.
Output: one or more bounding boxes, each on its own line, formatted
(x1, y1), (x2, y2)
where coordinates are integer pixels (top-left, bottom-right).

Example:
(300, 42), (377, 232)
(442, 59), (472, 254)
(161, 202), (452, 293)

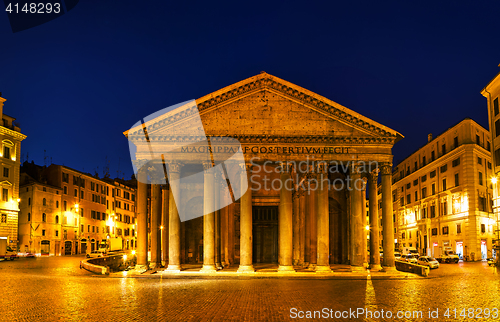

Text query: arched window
(56, 201), (59, 208)
(42, 213), (46, 222)
(27, 213), (31, 221)
(55, 215), (59, 224)
(43, 198), (46, 206)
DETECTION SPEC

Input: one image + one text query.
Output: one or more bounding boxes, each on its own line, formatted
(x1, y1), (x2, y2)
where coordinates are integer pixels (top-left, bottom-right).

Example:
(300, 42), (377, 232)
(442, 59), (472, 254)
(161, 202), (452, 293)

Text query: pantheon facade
(124, 72), (403, 272)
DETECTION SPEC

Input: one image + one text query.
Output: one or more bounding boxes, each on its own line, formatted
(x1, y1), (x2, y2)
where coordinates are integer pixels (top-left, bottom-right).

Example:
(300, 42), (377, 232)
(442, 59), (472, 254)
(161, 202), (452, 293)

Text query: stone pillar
(308, 171), (317, 268)
(278, 163), (294, 272)
(149, 180), (162, 269)
(238, 163), (254, 273)
(381, 163), (395, 269)
(161, 185), (169, 267)
(201, 161), (216, 273)
(316, 163), (331, 272)
(166, 162), (182, 272)
(369, 170), (381, 270)
(361, 177), (367, 268)
(292, 190), (300, 265)
(304, 185), (311, 266)
(136, 164), (148, 268)
(299, 189), (306, 266)
(349, 166), (364, 270)
(214, 171), (222, 270)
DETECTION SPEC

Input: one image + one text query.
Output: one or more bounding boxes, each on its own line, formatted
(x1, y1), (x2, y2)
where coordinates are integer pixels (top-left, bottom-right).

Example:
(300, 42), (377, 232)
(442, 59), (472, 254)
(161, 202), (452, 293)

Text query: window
(430, 205), (436, 218)
(442, 226), (449, 235)
(430, 170), (436, 178)
(91, 182), (95, 191)
(80, 179), (85, 188)
(457, 223), (461, 234)
(488, 162), (492, 170)
(454, 136), (458, 148)
(442, 144), (446, 155)
(74, 189), (77, 197)
(421, 207), (428, 219)
(422, 187), (427, 198)
(422, 156), (426, 166)
(455, 173), (459, 187)
(43, 198), (46, 206)
(80, 191), (84, 199)
(42, 229), (46, 236)
(442, 178), (447, 191)
(92, 226), (95, 233)
(431, 228), (437, 236)
(63, 200), (67, 211)
(406, 194), (411, 204)
(414, 161), (418, 171)
(440, 164), (447, 173)
(55, 230), (59, 237)
(400, 197), (404, 206)
(56, 201), (59, 208)
(62, 172), (69, 183)
(452, 158), (460, 167)
(64, 230), (67, 239)
(81, 224), (84, 232)
(496, 119), (500, 137)
(421, 175), (427, 182)
(479, 172), (483, 186)
(494, 97), (499, 116)
(415, 191), (418, 202)
(413, 179), (418, 186)
(481, 224), (486, 233)
(55, 215), (59, 224)
(479, 197), (486, 212)
(431, 150), (435, 161)
(3, 146), (10, 159)
(487, 141), (491, 152)
(2, 188), (8, 202)
(80, 208), (84, 217)
(476, 134), (481, 146)
(496, 148), (500, 167)
(27, 213), (31, 221)
(96, 226), (99, 233)
(406, 183), (411, 189)
(28, 197), (30, 205)
(1, 214), (6, 223)
(63, 186), (67, 194)
(3, 167), (9, 178)
(87, 225), (90, 233)
(402, 232), (406, 240)
(478, 157), (482, 165)
(42, 213), (46, 222)
(443, 201), (447, 215)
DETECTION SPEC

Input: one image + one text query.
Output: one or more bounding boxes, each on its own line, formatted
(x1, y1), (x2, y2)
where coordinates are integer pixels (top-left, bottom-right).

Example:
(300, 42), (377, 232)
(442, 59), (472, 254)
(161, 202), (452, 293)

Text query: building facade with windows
(19, 162), (137, 255)
(0, 94), (27, 249)
(385, 118), (495, 261)
(482, 69), (500, 262)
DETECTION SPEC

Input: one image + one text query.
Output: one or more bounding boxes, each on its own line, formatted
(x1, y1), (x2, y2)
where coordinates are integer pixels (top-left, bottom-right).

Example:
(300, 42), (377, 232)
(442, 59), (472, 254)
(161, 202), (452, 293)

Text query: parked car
(487, 258), (496, 266)
(401, 254), (418, 264)
(87, 250), (106, 258)
(417, 256), (440, 269)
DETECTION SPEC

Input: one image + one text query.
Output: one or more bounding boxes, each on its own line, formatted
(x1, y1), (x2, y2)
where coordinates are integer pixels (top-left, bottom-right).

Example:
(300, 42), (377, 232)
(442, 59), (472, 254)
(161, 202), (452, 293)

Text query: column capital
(202, 160), (214, 171)
(165, 161), (182, 174)
(350, 161), (365, 175)
(315, 161), (328, 174)
(279, 161), (292, 173)
(380, 163), (393, 175)
(148, 164), (166, 184)
(369, 168), (380, 184)
(133, 159), (150, 172)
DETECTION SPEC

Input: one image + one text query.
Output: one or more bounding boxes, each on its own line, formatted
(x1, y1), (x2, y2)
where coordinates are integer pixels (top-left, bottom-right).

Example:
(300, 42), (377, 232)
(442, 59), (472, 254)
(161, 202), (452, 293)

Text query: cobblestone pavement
(1, 257), (500, 322)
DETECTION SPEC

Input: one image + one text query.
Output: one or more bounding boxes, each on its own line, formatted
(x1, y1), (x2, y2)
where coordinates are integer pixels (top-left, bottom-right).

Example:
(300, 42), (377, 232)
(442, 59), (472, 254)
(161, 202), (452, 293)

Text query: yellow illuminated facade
(0, 94), (26, 249)
(381, 118), (495, 260)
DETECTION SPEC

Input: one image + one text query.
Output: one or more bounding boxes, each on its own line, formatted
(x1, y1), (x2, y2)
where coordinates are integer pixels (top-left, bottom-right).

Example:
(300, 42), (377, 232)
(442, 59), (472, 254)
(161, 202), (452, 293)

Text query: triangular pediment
(125, 72), (403, 145)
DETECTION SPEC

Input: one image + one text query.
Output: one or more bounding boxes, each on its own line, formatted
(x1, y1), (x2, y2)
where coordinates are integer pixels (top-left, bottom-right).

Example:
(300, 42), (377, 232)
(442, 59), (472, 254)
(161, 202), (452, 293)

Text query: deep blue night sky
(1, 1), (500, 179)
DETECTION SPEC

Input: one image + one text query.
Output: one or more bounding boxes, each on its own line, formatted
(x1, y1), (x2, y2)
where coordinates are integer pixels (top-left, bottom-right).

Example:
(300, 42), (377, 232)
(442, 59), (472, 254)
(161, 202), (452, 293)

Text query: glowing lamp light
(491, 177), (498, 185)
(365, 225), (370, 231)
(123, 254), (128, 261)
(160, 225), (164, 230)
(17, 198), (20, 203)
(131, 250), (136, 255)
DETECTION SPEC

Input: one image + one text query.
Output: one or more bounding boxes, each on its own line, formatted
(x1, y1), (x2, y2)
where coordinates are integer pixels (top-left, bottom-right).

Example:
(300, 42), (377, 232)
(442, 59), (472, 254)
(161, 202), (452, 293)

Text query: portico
(124, 72), (402, 273)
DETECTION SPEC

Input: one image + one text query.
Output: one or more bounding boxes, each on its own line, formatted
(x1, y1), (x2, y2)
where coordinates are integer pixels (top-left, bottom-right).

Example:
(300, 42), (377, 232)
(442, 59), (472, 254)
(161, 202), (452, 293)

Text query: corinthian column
(278, 163), (294, 272)
(161, 185), (169, 267)
(166, 162), (182, 272)
(292, 190), (300, 265)
(201, 161), (217, 273)
(135, 162), (148, 269)
(149, 167), (163, 269)
(349, 164), (364, 271)
(381, 163), (395, 270)
(369, 169), (381, 270)
(238, 163), (254, 273)
(315, 163), (331, 272)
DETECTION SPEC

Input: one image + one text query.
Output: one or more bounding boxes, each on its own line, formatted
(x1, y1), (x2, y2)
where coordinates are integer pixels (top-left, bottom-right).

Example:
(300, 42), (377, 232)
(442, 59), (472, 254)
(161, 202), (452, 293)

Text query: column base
(237, 265), (255, 273)
(216, 262), (223, 270)
(200, 265), (217, 273)
(278, 265), (295, 273)
(314, 265), (332, 273)
(165, 264), (182, 273)
(350, 266), (366, 273)
(303, 261), (310, 267)
(308, 263), (317, 270)
(149, 262), (160, 270)
(369, 264), (382, 271)
(161, 260), (168, 267)
(133, 264), (148, 274)
(381, 266), (398, 273)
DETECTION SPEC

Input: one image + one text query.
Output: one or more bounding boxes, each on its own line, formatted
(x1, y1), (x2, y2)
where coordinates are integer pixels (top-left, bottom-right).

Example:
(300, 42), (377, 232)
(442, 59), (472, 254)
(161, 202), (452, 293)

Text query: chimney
(428, 133), (433, 142)
(0, 92), (4, 118)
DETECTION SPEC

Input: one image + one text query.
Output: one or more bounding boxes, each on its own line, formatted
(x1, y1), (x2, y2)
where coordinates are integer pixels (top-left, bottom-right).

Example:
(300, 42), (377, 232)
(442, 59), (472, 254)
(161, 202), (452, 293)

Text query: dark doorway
(252, 206), (278, 263)
(64, 241), (72, 255)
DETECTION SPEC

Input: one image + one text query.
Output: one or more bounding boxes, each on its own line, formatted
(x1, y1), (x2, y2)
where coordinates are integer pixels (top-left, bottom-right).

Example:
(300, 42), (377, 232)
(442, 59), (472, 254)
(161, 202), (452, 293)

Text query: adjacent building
(0, 94), (27, 249)
(385, 118), (495, 261)
(19, 162), (137, 255)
